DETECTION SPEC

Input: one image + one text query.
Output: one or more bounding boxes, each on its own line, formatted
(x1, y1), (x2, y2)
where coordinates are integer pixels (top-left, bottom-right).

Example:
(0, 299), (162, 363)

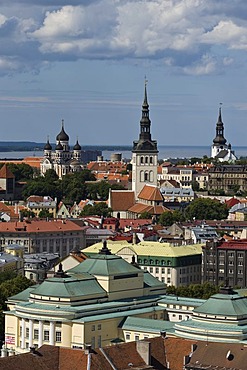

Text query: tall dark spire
(139, 79), (151, 141)
(132, 80), (158, 153)
(213, 105), (227, 146)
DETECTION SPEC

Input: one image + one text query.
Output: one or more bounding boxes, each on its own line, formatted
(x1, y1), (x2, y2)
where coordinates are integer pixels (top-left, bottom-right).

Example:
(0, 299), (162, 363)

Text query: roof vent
(226, 350), (234, 361)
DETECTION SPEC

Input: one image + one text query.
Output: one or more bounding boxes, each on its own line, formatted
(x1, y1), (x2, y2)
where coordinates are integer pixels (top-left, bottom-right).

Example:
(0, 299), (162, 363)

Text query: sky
(0, 0), (247, 147)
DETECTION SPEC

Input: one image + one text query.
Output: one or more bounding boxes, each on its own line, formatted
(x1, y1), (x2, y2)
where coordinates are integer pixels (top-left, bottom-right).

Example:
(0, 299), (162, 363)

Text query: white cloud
(0, 0), (247, 75)
(183, 54), (217, 75)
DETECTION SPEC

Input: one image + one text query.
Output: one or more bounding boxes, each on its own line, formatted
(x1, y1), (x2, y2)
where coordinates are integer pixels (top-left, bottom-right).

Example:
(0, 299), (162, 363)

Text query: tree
(139, 212), (152, 219)
(159, 211), (175, 226)
(166, 282), (219, 299)
(159, 210), (185, 226)
(7, 163), (34, 181)
(185, 198), (228, 220)
(80, 202), (112, 217)
(38, 210), (53, 219)
(0, 273), (34, 340)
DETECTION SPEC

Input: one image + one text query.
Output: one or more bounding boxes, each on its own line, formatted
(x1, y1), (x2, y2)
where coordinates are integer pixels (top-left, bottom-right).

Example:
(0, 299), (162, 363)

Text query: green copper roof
(194, 291), (247, 317)
(120, 316), (174, 333)
(69, 253), (140, 276)
(32, 272), (106, 298)
(8, 286), (37, 302)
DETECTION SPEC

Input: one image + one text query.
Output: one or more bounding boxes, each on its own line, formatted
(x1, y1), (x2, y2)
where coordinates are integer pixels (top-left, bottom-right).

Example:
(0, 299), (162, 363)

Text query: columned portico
(21, 318), (25, 349)
(49, 321), (55, 345)
(29, 319), (34, 347)
(38, 320), (43, 348)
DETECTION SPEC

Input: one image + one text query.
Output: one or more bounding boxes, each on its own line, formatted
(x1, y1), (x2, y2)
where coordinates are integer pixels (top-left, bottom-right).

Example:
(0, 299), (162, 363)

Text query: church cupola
(44, 137), (52, 157)
(56, 119), (69, 151)
(55, 140), (63, 151)
(73, 139), (81, 151)
(73, 139), (82, 161)
(213, 106), (227, 146)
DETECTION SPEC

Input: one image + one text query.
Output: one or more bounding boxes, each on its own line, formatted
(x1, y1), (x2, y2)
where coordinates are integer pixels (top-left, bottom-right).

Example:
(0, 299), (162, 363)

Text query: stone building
(202, 239), (247, 288)
(208, 165), (247, 194)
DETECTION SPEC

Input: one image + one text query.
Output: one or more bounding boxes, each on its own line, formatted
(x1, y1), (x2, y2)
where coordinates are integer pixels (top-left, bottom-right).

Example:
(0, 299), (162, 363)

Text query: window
(91, 325), (95, 331)
(126, 333), (130, 340)
(162, 268), (165, 273)
(179, 315), (182, 320)
(26, 328), (29, 338)
(55, 332), (61, 342)
(34, 329), (39, 340)
(44, 330), (49, 341)
(134, 335), (139, 341)
(97, 324), (101, 330)
(150, 267), (153, 273)
(155, 268), (159, 273)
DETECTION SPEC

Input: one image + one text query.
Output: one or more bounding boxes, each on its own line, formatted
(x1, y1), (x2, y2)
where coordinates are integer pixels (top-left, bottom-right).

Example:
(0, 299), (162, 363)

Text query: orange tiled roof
(0, 164), (15, 179)
(128, 202), (170, 215)
(109, 190), (135, 211)
(0, 219), (84, 233)
(138, 184), (163, 201)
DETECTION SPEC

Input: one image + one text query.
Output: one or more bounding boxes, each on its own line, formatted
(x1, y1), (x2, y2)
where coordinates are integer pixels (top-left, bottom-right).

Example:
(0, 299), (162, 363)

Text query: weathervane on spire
(61, 119), (64, 128)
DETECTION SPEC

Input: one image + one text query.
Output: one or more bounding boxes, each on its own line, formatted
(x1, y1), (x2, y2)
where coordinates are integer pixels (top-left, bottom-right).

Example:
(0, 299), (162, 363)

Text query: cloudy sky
(0, 0), (247, 147)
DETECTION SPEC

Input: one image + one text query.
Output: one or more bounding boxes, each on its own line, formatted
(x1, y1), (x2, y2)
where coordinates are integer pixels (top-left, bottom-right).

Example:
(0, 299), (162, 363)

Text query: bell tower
(132, 81), (158, 197)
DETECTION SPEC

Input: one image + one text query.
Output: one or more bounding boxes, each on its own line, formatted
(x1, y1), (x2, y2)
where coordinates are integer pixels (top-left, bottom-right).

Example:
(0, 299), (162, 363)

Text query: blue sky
(0, 0), (247, 147)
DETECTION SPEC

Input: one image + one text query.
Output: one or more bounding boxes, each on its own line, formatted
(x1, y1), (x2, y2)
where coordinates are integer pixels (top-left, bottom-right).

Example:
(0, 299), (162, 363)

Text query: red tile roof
(109, 190), (135, 211)
(0, 164), (15, 179)
(0, 219), (84, 234)
(138, 185), (163, 201)
(128, 203), (169, 216)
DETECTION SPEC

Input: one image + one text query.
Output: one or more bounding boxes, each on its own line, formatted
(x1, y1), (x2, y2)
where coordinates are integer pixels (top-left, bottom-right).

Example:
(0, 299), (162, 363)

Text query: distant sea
(0, 145), (247, 161)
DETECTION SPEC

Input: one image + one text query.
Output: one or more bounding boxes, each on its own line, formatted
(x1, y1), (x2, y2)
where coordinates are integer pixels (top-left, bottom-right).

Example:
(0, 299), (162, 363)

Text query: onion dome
(56, 120), (69, 141)
(73, 139), (81, 151)
(55, 141), (63, 151)
(44, 138), (52, 151)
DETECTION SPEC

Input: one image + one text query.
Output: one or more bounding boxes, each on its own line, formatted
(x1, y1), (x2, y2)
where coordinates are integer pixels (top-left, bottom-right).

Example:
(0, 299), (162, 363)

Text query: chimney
(8, 348), (15, 356)
(136, 341), (151, 366)
(84, 344), (92, 354)
(1, 345), (8, 357)
(132, 232), (137, 244)
(30, 346), (36, 354)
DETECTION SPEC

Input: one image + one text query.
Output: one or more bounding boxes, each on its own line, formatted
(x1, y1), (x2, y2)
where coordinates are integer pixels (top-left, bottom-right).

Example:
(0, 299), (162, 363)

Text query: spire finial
(218, 103), (223, 121)
(143, 76), (148, 106)
(47, 135), (49, 142)
(62, 119), (64, 128)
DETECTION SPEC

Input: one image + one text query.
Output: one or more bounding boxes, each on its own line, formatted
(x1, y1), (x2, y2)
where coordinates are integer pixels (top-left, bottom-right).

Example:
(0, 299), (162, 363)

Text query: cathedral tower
(132, 82), (158, 197)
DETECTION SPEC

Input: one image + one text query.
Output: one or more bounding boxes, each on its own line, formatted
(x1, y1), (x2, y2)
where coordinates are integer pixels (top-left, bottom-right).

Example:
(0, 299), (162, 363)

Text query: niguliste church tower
(132, 83), (158, 197)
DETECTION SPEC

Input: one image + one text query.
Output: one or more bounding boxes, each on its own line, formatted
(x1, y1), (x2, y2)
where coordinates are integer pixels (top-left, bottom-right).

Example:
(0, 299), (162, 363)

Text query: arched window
(140, 156), (144, 164)
(145, 156), (149, 164)
(144, 172), (149, 181)
(150, 157), (153, 164)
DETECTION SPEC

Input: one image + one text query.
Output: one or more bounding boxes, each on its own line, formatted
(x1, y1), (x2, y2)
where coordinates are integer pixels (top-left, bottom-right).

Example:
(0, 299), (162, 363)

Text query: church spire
(139, 78), (151, 141)
(213, 104), (227, 146)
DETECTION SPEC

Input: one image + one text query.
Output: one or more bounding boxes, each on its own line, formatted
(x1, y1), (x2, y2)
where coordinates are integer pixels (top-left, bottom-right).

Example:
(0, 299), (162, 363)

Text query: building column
(29, 319), (34, 347)
(49, 321), (55, 345)
(38, 321), (43, 348)
(21, 318), (25, 349)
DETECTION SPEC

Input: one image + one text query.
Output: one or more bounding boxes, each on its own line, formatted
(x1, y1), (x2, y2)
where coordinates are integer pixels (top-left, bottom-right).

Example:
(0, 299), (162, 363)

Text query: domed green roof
(31, 272), (106, 299)
(193, 287), (247, 318)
